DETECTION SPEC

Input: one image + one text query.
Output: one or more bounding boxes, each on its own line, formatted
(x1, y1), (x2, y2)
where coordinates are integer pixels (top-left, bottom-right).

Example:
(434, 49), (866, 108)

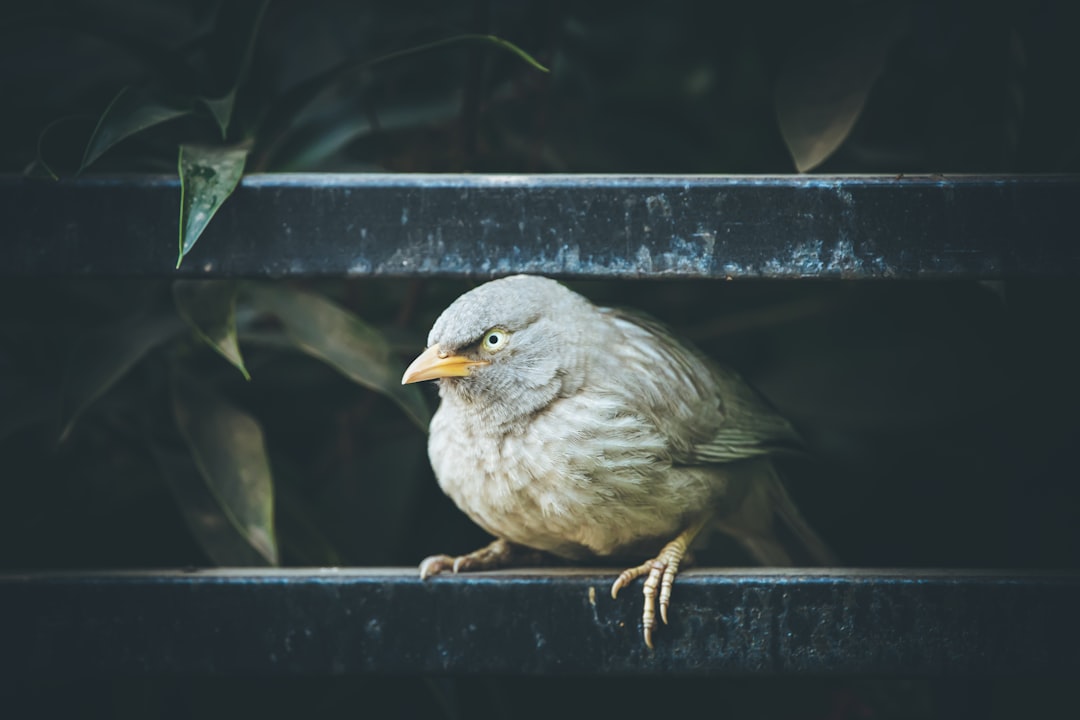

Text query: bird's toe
(611, 521), (704, 647)
(419, 554), (456, 579)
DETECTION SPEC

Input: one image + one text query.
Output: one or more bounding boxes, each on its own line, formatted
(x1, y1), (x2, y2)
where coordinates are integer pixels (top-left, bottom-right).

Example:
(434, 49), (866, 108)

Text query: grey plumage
(403, 274), (833, 645)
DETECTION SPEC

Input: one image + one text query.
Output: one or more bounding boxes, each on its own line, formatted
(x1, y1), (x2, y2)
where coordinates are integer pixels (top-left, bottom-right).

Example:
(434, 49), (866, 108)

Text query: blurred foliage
(4, 0), (1077, 179)
(0, 278), (431, 568)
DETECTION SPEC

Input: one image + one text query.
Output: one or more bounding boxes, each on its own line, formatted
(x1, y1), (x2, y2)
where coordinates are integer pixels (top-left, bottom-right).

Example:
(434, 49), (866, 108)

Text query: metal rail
(4, 174), (1077, 679)
(3, 174), (1077, 278)
(3, 568), (1077, 675)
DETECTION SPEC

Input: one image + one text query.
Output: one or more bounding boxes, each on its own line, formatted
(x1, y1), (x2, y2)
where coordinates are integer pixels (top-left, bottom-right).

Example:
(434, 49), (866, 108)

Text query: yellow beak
(401, 344), (490, 384)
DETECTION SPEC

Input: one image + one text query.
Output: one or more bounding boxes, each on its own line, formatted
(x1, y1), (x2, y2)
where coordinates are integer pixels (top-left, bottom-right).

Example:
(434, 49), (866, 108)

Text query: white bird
(403, 275), (833, 647)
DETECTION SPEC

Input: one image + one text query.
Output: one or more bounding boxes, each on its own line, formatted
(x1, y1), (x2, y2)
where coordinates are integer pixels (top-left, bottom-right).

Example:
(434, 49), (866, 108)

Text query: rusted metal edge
(2, 568), (1077, 675)
(2, 174), (1077, 278)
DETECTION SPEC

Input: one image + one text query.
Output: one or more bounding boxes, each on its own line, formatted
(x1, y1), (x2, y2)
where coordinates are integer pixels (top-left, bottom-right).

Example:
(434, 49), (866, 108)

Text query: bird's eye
(481, 328), (509, 352)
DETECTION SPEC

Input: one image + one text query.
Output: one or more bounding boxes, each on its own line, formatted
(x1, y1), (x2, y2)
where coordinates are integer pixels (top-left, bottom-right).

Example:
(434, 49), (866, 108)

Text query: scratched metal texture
(3, 568), (1078, 675)
(3, 174), (1077, 278)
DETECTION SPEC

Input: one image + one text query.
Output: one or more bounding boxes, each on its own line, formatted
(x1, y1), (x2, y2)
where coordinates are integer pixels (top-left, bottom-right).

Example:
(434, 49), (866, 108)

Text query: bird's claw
(419, 554), (457, 580)
(611, 558), (678, 648)
(417, 553), (485, 579)
(419, 539), (535, 580)
(610, 528), (698, 648)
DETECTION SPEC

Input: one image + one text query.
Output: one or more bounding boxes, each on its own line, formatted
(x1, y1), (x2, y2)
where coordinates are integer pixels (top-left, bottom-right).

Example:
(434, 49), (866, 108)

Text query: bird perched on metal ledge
(402, 274), (834, 647)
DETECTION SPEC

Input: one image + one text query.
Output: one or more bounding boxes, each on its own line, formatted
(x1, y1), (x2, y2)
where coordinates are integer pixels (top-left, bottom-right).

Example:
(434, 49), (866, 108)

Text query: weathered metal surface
(2, 568), (1077, 676)
(2, 174), (1077, 278)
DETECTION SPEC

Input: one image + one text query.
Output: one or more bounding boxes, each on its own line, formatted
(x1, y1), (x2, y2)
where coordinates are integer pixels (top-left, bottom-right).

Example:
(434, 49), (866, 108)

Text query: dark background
(1, 0), (1078, 717)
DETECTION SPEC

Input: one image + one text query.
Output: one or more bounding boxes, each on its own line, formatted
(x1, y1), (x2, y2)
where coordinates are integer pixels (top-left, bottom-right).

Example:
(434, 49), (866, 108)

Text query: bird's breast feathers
(428, 390), (718, 559)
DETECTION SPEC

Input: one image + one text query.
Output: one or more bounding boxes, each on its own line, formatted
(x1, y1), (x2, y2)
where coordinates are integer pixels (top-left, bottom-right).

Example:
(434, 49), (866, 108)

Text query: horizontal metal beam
(3, 568), (1078, 675)
(3, 174), (1077, 278)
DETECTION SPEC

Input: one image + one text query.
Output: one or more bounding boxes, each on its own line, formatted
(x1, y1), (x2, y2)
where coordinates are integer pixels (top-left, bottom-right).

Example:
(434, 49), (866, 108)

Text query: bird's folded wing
(602, 307), (803, 465)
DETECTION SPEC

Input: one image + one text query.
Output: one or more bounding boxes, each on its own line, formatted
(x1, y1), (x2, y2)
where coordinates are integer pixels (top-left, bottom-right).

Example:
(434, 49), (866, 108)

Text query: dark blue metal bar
(2, 568), (1077, 676)
(3, 174), (1077, 278)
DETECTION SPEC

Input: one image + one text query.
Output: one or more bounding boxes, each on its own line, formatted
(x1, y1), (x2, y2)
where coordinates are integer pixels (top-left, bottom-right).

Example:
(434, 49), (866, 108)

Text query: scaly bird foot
(419, 538), (550, 580)
(610, 518), (709, 648)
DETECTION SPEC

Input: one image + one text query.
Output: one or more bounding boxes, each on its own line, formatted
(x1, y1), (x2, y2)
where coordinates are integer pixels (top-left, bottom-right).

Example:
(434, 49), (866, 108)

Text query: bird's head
(402, 275), (594, 423)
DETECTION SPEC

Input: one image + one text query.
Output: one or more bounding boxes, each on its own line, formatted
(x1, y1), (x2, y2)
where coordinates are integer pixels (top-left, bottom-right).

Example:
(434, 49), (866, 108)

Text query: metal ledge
(3, 174), (1077, 278)
(3, 568), (1078, 676)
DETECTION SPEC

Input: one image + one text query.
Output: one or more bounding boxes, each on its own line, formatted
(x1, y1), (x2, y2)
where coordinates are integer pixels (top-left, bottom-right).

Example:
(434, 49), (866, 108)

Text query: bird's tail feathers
(715, 460), (837, 567)
(765, 463), (838, 566)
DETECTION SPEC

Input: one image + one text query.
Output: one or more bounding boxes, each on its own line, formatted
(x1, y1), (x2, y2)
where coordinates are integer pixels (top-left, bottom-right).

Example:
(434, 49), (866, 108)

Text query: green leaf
(59, 311), (185, 443)
(171, 371), (278, 565)
(198, 0), (271, 138)
(200, 90), (238, 140)
(365, 34), (549, 74)
(271, 93), (460, 171)
(256, 33), (547, 169)
(177, 141), (250, 267)
(154, 445), (275, 567)
(172, 280), (250, 379)
(775, 6), (909, 172)
(80, 86), (193, 172)
(240, 282), (431, 430)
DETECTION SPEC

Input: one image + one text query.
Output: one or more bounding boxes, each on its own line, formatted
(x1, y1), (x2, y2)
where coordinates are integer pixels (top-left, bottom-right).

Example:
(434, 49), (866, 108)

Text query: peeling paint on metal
(645, 193), (673, 218)
(347, 258), (372, 275)
(8, 175), (1076, 278)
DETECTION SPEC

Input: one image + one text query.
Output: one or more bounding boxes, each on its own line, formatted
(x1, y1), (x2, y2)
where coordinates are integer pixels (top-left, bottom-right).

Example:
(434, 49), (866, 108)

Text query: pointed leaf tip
(775, 6), (908, 172)
(177, 142), (250, 267)
(173, 280), (250, 379)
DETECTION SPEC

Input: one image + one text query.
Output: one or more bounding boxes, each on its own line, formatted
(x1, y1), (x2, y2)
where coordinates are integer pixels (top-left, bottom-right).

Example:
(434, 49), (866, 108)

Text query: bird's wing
(602, 307), (802, 465)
